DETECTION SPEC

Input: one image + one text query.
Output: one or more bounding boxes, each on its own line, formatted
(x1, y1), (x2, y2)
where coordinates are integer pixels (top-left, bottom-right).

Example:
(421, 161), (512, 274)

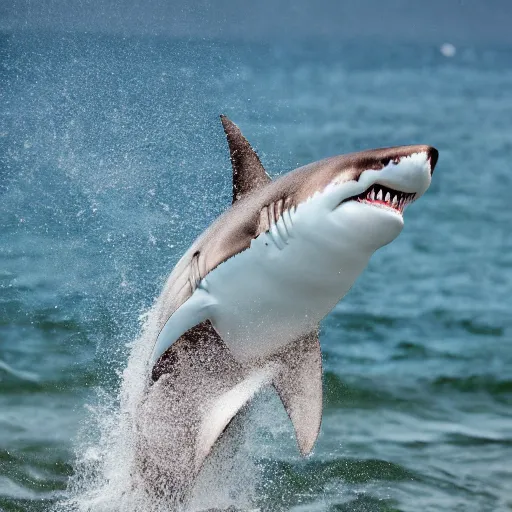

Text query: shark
(135, 116), (438, 499)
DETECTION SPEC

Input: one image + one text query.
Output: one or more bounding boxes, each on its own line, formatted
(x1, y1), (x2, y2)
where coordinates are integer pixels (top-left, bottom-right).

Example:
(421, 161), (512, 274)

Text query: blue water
(1, 32), (512, 511)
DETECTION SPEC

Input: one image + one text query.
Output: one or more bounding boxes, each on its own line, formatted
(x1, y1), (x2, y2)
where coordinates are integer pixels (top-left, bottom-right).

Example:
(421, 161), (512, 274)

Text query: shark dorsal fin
(220, 115), (271, 203)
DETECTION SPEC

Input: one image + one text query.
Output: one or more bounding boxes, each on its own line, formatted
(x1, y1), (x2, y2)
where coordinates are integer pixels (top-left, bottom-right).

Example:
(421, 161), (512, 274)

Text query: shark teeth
(355, 184), (417, 214)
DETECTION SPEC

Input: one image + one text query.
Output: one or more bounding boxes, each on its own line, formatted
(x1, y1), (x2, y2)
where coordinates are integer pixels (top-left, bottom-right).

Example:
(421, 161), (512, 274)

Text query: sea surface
(1, 32), (512, 511)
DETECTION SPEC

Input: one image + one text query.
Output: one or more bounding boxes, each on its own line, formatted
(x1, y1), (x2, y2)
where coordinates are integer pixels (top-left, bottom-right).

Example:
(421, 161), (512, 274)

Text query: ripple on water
(256, 457), (414, 511)
(323, 371), (416, 411)
(431, 375), (512, 396)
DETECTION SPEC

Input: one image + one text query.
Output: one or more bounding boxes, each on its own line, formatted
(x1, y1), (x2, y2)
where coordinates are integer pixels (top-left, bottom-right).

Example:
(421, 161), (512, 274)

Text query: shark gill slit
(265, 204), (279, 248)
(259, 205), (269, 234)
(190, 251), (202, 291)
(274, 199), (289, 243)
(270, 204), (286, 250)
(284, 198), (295, 238)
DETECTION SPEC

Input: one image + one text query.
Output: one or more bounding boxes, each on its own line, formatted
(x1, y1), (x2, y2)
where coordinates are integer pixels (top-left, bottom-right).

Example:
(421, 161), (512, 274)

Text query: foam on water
(55, 304), (263, 511)
(57, 308), (160, 510)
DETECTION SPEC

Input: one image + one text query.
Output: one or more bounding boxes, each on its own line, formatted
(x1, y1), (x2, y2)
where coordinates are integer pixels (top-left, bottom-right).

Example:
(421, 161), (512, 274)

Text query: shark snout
(427, 146), (439, 175)
(396, 145), (438, 176)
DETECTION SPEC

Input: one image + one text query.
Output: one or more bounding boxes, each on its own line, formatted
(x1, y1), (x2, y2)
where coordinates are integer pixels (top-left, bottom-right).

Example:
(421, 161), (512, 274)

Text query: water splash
(54, 305), (153, 511)
(54, 299), (265, 511)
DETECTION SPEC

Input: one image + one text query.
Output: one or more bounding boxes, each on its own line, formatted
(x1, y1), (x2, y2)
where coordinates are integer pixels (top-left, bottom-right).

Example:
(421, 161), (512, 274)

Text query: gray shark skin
(135, 116), (438, 502)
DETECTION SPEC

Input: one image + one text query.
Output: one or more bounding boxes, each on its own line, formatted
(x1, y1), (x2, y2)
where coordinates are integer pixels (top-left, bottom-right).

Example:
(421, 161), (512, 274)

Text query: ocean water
(1, 31), (512, 511)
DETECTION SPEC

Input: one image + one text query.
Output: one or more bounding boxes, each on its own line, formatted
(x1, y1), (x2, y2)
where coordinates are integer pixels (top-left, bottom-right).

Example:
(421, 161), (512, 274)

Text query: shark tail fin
(220, 115), (271, 203)
(272, 329), (323, 455)
(149, 320), (271, 479)
(147, 322), (322, 489)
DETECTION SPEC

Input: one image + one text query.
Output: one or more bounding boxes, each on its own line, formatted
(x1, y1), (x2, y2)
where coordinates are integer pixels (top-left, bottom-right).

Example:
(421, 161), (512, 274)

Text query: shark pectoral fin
(149, 289), (215, 367)
(272, 329), (323, 456)
(195, 366), (274, 473)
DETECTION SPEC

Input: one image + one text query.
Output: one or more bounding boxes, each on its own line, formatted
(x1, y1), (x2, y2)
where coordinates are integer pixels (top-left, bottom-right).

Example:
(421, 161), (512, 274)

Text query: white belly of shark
(188, 197), (381, 362)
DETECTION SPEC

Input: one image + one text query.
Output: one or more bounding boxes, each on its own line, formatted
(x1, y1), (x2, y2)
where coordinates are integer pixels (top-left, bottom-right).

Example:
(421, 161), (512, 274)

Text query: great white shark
(135, 116), (438, 499)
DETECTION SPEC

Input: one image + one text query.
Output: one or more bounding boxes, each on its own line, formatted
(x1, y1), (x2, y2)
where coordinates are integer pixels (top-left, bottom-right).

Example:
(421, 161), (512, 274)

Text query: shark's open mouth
(350, 184), (416, 214)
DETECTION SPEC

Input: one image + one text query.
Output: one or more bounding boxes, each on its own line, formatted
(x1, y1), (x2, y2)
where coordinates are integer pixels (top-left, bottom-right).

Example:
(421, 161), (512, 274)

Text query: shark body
(136, 116), (438, 500)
